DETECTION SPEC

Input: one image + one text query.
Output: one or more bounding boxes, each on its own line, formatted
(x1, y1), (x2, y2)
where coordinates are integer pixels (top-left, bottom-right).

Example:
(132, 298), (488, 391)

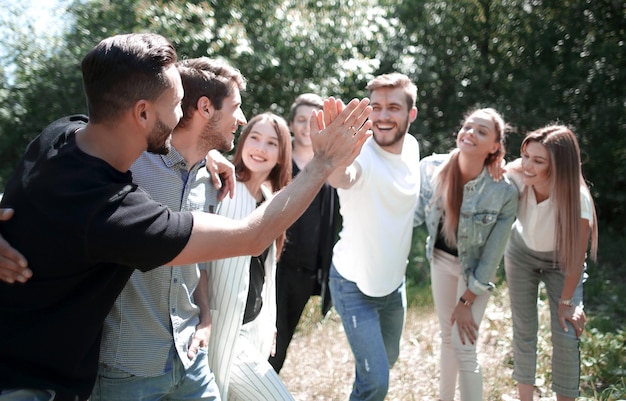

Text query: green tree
(393, 0), (626, 227)
(136, 0), (395, 117)
(0, 0), (396, 187)
(0, 2), (80, 185)
(1, 0), (624, 230)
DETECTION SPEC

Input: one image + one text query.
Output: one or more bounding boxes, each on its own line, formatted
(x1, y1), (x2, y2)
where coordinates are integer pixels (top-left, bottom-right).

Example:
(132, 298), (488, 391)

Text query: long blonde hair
(520, 125), (598, 271)
(435, 108), (508, 247)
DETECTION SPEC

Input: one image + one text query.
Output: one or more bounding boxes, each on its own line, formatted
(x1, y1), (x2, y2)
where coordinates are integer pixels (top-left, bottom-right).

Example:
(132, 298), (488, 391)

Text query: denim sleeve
(413, 158), (433, 227)
(413, 182), (427, 227)
(468, 186), (519, 295)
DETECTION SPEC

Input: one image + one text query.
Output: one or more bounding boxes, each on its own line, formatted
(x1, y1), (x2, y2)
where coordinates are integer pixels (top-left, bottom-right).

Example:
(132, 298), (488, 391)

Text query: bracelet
(559, 297), (574, 307)
(459, 296), (472, 306)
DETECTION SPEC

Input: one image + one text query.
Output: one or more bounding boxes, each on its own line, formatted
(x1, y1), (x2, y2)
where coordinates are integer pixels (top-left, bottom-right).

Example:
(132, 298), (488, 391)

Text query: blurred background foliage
(0, 0), (623, 228)
(1, 0), (624, 264)
(1, 1), (624, 396)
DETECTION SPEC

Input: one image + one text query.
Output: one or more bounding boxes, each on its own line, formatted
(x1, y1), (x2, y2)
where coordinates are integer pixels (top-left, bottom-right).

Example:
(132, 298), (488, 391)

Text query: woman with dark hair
(206, 112), (294, 401)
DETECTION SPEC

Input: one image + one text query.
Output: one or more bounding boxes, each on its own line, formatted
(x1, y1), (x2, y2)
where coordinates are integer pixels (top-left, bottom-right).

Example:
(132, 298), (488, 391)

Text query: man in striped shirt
(91, 57), (247, 401)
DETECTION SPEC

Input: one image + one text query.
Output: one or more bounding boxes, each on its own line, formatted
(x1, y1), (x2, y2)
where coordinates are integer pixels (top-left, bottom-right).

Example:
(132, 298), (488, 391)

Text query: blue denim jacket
(414, 154), (519, 295)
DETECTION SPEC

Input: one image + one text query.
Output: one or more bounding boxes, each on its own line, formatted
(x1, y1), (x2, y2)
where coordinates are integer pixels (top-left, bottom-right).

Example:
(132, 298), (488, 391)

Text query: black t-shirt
(279, 161), (323, 271)
(434, 219), (458, 256)
(0, 116), (193, 400)
(243, 246), (270, 324)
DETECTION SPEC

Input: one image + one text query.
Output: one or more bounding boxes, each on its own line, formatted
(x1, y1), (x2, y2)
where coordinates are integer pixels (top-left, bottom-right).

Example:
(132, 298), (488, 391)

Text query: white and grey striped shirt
(99, 147), (218, 376)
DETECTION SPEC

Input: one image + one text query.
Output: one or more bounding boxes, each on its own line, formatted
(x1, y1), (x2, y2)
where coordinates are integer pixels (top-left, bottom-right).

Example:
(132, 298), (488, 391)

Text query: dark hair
(366, 72), (417, 111)
(288, 93), (324, 124)
(81, 33), (177, 123)
(176, 57), (247, 127)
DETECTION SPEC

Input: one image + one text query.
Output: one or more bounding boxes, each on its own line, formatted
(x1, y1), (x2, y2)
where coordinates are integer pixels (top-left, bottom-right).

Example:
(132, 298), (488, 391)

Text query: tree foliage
(0, 0), (624, 230)
(394, 0), (625, 225)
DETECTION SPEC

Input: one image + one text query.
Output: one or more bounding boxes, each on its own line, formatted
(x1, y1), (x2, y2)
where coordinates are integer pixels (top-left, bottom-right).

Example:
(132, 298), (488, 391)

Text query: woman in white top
(504, 125), (598, 401)
(205, 112), (294, 401)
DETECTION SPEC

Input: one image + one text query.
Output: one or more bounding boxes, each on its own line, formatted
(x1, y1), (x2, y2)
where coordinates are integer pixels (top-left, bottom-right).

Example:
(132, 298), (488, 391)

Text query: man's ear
(198, 96), (215, 119)
(409, 106), (418, 123)
(132, 100), (151, 129)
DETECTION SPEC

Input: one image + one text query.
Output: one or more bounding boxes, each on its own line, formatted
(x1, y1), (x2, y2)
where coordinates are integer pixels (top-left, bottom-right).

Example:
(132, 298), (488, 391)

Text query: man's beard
(373, 115), (410, 148)
(146, 117), (174, 155)
(200, 112), (234, 153)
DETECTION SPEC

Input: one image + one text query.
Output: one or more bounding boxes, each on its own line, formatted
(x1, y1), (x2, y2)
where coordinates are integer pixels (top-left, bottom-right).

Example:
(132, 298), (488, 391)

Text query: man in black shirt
(0, 33), (372, 401)
(270, 94), (341, 373)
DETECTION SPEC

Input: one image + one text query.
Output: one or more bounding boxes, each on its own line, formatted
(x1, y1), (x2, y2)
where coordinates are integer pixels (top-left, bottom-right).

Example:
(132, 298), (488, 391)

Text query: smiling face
(241, 119), (280, 180)
(290, 104), (318, 149)
(368, 87), (416, 154)
(201, 85), (247, 152)
(521, 140), (552, 194)
(456, 110), (500, 161)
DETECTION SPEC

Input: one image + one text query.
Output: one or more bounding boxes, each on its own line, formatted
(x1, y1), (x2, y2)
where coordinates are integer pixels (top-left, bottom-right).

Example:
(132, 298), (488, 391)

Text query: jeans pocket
(98, 364), (136, 383)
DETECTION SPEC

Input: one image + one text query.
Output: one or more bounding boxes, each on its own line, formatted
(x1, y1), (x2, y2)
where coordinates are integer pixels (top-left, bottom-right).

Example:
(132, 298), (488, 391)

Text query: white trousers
(431, 249), (491, 401)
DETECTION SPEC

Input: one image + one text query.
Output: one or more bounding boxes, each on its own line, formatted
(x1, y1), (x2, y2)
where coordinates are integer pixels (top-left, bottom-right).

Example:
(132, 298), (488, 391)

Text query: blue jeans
(0, 389), (56, 401)
(329, 265), (406, 401)
(91, 347), (220, 401)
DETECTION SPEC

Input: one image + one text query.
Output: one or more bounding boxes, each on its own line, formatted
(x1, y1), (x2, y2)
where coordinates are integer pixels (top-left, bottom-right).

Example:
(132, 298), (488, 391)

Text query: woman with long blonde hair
(414, 108), (519, 401)
(505, 125), (598, 401)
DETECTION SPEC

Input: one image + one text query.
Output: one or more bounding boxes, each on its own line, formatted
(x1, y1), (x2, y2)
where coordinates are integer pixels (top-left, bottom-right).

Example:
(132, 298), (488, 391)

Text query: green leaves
(0, 0), (624, 228)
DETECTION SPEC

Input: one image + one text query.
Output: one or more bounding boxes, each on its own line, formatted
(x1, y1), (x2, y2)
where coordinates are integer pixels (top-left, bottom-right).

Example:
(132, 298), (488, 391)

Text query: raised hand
(309, 97), (372, 171)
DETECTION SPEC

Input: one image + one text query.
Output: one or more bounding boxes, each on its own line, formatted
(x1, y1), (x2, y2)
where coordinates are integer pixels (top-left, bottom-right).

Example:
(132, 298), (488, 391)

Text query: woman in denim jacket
(414, 108), (518, 401)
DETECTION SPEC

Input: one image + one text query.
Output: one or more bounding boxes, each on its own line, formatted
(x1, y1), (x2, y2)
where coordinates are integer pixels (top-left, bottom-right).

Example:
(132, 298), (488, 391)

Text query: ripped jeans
(329, 265), (406, 401)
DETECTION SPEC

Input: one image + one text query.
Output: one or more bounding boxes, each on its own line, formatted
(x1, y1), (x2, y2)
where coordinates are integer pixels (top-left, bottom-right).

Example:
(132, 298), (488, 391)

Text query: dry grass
(278, 287), (534, 401)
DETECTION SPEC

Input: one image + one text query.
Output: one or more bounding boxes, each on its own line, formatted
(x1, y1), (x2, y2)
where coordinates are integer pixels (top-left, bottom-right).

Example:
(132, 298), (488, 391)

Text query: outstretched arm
(168, 97), (372, 266)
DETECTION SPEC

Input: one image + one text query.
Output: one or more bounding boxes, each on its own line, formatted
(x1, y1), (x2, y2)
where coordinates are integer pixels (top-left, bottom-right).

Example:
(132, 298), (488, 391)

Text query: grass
(278, 226), (625, 400)
(279, 286), (517, 400)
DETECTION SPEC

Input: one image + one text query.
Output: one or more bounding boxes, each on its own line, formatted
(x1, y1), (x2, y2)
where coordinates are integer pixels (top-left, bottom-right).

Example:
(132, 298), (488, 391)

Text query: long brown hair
(520, 125), (598, 271)
(231, 112), (293, 254)
(435, 108), (508, 247)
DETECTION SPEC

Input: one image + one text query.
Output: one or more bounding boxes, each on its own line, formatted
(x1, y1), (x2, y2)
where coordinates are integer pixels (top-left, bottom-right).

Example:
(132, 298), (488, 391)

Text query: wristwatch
(459, 296), (473, 307)
(559, 297), (574, 307)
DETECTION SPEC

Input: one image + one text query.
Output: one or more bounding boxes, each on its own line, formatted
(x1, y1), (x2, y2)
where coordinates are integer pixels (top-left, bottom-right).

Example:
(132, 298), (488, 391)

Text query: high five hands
(309, 97), (372, 171)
